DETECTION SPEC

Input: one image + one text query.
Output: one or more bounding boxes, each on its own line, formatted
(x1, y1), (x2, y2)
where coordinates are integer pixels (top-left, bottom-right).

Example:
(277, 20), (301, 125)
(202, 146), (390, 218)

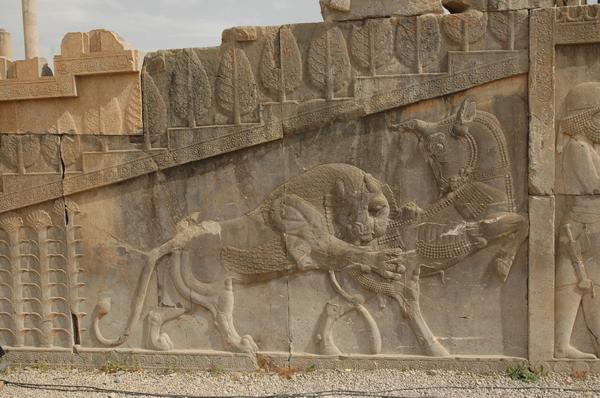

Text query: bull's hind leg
(479, 212), (529, 281)
(395, 266), (450, 357)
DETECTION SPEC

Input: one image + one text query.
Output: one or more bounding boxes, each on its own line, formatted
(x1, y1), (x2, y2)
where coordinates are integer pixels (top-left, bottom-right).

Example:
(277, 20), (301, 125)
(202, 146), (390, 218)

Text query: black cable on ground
(2, 379), (600, 398)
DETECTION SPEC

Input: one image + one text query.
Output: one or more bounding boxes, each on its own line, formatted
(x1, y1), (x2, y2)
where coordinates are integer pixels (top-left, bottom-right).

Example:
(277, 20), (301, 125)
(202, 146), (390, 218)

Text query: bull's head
(390, 98), (478, 195)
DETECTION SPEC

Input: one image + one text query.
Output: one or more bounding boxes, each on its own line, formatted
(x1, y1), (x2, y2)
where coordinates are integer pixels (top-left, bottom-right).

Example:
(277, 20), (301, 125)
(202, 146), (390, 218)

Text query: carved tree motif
(350, 19), (393, 77)
(170, 49), (212, 127)
(0, 135), (41, 175)
(0, 214), (24, 347)
(60, 135), (81, 169)
(40, 136), (60, 169)
(102, 98), (123, 133)
(216, 46), (258, 125)
(84, 109), (100, 133)
(442, 9), (488, 52)
(53, 199), (86, 345)
(260, 27), (303, 102)
(396, 15), (441, 74)
(57, 111), (77, 134)
(26, 210), (56, 347)
(489, 10), (528, 51)
(124, 80), (143, 133)
(308, 26), (351, 100)
(143, 71), (168, 150)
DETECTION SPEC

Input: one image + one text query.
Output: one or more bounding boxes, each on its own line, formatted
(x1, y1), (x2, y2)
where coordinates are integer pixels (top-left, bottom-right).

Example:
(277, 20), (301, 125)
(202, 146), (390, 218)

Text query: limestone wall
(0, 1), (599, 374)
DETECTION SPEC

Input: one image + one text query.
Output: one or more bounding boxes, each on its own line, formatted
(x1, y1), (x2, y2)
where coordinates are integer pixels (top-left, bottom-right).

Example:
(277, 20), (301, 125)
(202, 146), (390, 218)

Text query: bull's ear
(335, 179), (346, 198)
(457, 97), (477, 125)
(364, 174), (380, 193)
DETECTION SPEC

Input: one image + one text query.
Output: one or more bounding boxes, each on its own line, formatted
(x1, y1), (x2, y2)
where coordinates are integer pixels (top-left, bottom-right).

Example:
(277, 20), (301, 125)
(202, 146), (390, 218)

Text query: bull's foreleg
(394, 266), (450, 357)
(478, 212), (529, 282)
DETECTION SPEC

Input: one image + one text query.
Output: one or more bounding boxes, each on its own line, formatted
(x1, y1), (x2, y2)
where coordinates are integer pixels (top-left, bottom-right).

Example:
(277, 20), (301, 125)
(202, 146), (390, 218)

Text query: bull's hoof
(424, 341), (450, 357)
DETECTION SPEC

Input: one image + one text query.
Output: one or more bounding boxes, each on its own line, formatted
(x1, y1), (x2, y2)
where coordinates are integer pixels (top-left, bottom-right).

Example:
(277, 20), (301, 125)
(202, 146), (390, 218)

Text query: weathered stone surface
(320, 0), (444, 21)
(4, 0), (600, 372)
(529, 195), (554, 363)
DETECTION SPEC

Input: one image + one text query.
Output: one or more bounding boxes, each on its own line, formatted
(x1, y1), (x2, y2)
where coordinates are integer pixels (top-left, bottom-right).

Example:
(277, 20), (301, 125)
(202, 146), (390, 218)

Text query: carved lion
(92, 163), (405, 353)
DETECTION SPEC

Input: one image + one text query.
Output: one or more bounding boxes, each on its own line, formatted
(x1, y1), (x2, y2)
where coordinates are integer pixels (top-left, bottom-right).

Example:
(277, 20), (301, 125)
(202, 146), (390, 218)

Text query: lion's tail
(91, 246), (164, 347)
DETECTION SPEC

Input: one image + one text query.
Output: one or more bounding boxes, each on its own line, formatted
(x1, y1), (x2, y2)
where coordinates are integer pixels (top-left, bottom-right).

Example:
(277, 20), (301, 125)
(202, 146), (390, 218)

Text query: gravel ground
(0, 367), (599, 398)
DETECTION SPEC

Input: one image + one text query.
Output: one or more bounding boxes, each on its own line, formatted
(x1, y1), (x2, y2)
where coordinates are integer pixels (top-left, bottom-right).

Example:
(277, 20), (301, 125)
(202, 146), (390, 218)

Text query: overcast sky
(0, 0), (322, 61)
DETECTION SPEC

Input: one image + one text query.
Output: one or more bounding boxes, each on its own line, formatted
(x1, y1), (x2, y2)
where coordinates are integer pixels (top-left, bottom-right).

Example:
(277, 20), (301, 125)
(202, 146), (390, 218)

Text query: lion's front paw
(361, 249), (406, 280)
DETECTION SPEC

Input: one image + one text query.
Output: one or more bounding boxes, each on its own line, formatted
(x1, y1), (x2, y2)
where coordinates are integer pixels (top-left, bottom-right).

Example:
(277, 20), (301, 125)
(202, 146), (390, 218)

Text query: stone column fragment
(22, 0), (39, 59)
(0, 29), (13, 60)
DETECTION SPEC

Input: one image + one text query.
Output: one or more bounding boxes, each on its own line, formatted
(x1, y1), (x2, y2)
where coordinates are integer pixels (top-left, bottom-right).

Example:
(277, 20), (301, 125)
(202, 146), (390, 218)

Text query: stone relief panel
(78, 75), (528, 359)
(0, 1), (557, 367)
(527, 4), (600, 366)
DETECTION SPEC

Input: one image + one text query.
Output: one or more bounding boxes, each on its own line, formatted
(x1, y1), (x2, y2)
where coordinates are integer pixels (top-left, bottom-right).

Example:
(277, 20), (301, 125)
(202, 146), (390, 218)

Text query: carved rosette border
(528, 4), (600, 365)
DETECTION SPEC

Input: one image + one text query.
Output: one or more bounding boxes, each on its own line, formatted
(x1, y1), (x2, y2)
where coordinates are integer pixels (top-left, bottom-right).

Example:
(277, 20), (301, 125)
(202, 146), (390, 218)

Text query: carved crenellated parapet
(0, 29), (143, 136)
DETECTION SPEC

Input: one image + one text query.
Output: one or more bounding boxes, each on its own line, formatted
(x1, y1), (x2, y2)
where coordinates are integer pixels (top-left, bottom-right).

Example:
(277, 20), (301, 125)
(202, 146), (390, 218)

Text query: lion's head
(328, 172), (392, 246)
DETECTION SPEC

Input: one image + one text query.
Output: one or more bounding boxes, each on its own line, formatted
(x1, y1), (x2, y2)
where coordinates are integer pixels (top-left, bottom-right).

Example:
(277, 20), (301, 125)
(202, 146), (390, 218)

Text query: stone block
(320, 0), (444, 21)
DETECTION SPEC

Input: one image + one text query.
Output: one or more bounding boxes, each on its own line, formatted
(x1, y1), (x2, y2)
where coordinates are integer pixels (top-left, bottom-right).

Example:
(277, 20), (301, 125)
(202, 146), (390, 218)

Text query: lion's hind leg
(172, 251), (258, 354)
(214, 278), (259, 354)
(145, 307), (186, 351)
